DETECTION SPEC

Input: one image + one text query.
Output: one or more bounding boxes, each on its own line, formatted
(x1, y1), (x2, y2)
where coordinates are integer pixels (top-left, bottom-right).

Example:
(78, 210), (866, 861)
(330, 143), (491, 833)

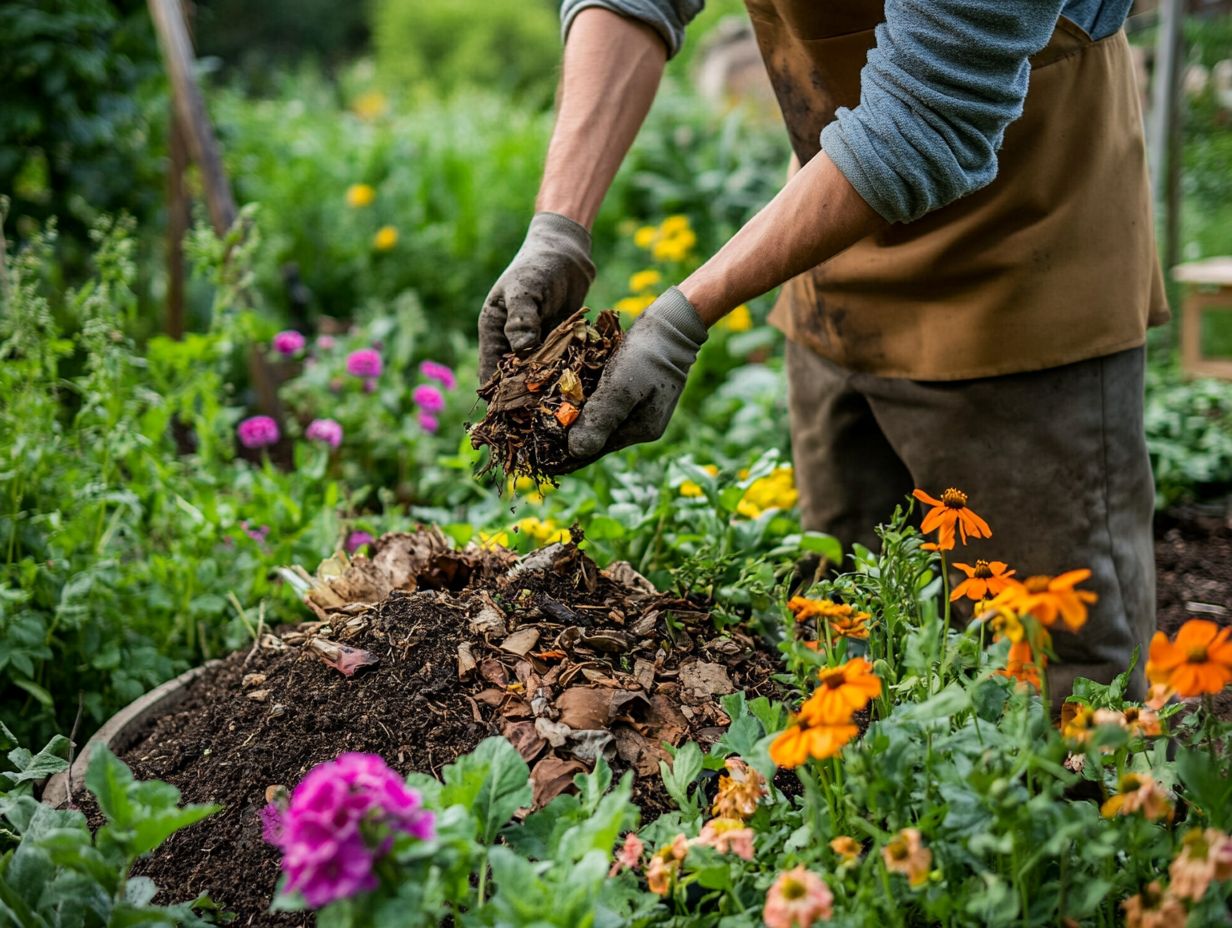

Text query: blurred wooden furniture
(1176, 257), (1232, 379)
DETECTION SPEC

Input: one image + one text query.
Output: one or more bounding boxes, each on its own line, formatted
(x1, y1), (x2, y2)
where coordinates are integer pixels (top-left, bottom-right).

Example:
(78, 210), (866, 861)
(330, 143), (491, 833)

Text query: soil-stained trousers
(786, 342), (1157, 704)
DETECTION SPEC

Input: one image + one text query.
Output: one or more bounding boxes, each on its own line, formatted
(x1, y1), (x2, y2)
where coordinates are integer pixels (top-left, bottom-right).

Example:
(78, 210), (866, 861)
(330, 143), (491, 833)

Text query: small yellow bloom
(476, 530), (510, 550)
(352, 90), (388, 121)
(514, 517), (571, 546)
(679, 464), (719, 497)
(633, 225), (657, 248)
(373, 225), (398, 251)
(652, 229), (696, 263)
(660, 215), (691, 236)
(346, 183), (376, 208)
(628, 269), (662, 293)
(719, 304), (753, 332)
(737, 466), (798, 518)
(615, 294), (656, 317)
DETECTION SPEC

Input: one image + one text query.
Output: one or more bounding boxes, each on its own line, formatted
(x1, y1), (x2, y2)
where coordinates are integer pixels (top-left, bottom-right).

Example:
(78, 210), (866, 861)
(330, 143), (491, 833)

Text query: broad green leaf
(85, 745), (134, 828)
(130, 805), (221, 859)
(440, 737), (531, 844)
(4, 736), (70, 785)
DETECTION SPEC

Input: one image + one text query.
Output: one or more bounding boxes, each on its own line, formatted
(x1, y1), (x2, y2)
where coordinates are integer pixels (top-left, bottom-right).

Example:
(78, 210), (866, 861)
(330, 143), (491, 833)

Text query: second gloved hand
(567, 287), (708, 465)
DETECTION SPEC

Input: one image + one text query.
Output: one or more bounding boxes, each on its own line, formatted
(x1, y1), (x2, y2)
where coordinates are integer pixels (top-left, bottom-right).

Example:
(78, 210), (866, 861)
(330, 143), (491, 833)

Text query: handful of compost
(470, 308), (622, 483)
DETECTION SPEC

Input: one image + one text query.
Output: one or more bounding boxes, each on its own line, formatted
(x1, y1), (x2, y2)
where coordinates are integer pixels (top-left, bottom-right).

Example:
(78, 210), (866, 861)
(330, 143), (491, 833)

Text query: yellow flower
(737, 466), (798, 518)
(514, 517), (571, 546)
(660, 215), (691, 235)
(679, 464), (719, 497)
(346, 183), (376, 208)
(633, 225), (657, 248)
(615, 294), (656, 317)
(351, 90), (388, 121)
(652, 228), (696, 263)
(373, 225), (398, 251)
(628, 269), (662, 293)
(719, 304), (753, 332)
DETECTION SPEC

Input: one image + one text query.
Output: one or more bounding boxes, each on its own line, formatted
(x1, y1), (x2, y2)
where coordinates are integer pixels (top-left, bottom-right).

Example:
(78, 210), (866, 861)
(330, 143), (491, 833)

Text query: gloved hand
(478, 212), (596, 383)
(566, 287), (708, 466)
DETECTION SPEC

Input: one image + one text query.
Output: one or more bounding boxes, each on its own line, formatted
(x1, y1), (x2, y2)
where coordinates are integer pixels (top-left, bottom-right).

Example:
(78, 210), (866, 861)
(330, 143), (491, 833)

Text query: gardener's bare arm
(478, 9), (666, 381)
(679, 153), (885, 325)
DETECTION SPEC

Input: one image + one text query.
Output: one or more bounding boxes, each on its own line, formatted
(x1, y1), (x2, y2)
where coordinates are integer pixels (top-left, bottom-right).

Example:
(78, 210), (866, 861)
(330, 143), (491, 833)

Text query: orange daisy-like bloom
(1060, 702), (1095, 742)
(985, 569), (1098, 632)
(951, 560), (1015, 602)
(712, 757), (767, 821)
(913, 487), (991, 550)
(997, 640), (1042, 689)
(1100, 773), (1174, 823)
(1122, 705), (1163, 738)
(788, 596), (856, 622)
(827, 611), (872, 640)
(1145, 682), (1176, 710)
(799, 658), (882, 725)
(1145, 619), (1232, 698)
(1121, 881), (1186, 928)
(769, 720), (859, 768)
(882, 828), (932, 888)
(645, 834), (689, 895)
(830, 835), (863, 864)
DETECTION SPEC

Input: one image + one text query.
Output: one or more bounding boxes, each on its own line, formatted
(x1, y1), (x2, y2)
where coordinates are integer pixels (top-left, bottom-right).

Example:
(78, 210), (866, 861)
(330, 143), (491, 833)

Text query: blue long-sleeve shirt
(560, 0), (1134, 223)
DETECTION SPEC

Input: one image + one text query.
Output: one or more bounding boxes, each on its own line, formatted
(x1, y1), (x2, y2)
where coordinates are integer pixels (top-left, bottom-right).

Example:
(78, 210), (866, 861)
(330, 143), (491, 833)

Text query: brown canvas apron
(744, 0), (1171, 380)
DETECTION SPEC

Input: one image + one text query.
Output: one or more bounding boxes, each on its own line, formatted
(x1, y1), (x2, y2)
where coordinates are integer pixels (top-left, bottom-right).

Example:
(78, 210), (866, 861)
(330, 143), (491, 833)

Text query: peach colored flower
(694, 817), (755, 860)
(1123, 705), (1163, 738)
(609, 832), (644, 876)
(1168, 829), (1219, 902)
(799, 658), (882, 725)
(882, 828), (932, 888)
(1121, 881), (1186, 928)
(1212, 831), (1232, 881)
(645, 834), (688, 895)
(830, 835), (862, 864)
(1100, 774), (1174, 823)
(1145, 682), (1176, 710)
(763, 866), (834, 928)
(712, 757), (767, 821)
(913, 486), (991, 550)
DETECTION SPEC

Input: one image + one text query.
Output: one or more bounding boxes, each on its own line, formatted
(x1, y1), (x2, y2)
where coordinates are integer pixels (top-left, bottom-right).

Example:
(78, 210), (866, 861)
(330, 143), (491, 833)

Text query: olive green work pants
(786, 341), (1156, 702)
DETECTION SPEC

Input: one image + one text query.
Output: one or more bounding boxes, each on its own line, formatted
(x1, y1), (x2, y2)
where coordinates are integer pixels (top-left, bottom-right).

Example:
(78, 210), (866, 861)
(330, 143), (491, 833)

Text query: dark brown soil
(75, 531), (781, 926)
(1154, 499), (1232, 721)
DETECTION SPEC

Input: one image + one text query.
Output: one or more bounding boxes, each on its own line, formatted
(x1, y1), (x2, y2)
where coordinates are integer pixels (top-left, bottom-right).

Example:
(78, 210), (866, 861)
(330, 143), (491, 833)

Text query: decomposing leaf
(566, 729), (616, 765)
(500, 628), (541, 656)
(530, 755), (586, 809)
(678, 659), (734, 699)
(307, 638), (379, 677)
(502, 720), (548, 763)
(242, 673), (267, 688)
(457, 642), (478, 679)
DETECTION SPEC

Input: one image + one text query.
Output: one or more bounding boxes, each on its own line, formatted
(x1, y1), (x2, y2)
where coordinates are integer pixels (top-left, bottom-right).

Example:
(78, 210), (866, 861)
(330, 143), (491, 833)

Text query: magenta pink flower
(346, 348), (383, 379)
(417, 412), (439, 433)
(273, 330), (306, 356)
(240, 520), (270, 544)
(412, 384), (444, 414)
(237, 415), (280, 449)
(419, 361), (457, 391)
(346, 530), (375, 554)
(305, 418), (343, 448)
(263, 753), (434, 909)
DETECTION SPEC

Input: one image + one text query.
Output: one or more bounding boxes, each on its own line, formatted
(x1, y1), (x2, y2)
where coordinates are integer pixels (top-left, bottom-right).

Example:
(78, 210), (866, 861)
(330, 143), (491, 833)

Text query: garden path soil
(79, 529), (782, 926)
(71, 503), (1232, 927)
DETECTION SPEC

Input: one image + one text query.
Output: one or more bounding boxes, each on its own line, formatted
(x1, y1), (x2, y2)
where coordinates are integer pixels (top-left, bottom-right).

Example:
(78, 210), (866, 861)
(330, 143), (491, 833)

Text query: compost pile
(470, 308), (621, 482)
(83, 529), (780, 925)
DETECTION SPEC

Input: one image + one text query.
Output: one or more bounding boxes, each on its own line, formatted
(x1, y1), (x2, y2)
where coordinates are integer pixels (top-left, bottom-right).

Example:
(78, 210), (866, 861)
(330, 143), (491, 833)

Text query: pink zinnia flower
(412, 384), (444, 414)
(237, 415), (280, 449)
(273, 330), (306, 356)
(346, 531), (374, 554)
(609, 833), (645, 877)
(763, 867), (834, 928)
(418, 412), (439, 433)
(693, 818), (754, 861)
(419, 361), (457, 390)
(346, 348), (382, 379)
(263, 753), (434, 909)
(305, 418), (343, 448)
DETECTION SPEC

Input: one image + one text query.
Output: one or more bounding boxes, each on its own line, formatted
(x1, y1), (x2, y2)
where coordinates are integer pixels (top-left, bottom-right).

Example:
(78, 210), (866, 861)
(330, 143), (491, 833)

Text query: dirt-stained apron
(743, 0), (1171, 380)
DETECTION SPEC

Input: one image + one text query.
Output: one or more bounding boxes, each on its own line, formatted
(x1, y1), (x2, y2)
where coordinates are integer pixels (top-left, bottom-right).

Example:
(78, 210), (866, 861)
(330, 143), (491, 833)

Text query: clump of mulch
(75, 529), (780, 926)
(470, 309), (621, 483)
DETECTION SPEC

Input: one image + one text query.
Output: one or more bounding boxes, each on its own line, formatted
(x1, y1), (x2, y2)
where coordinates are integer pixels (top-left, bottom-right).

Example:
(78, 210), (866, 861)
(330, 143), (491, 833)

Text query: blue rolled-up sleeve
(561, 0), (704, 58)
(821, 0), (1066, 223)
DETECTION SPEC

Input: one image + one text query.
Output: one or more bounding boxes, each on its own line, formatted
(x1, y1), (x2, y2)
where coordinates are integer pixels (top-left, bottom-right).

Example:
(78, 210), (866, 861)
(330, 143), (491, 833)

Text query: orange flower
(1121, 881), (1186, 928)
(997, 640), (1042, 689)
(769, 720), (858, 768)
(951, 560), (1015, 602)
(788, 596), (856, 622)
(646, 834), (688, 895)
(1145, 682), (1176, 710)
(830, 835), (863, 863)
(1100, 773), (1174, 822)
(985, 569), (1097, 631)
(1123, 705), (1162, 738)
(800, 658), (882, 725)
(828, 611), (872, 640)
(882, 828), (932, 887)
(1060, 702), (1095, 742)
(1145, 619), (1232, 698)
(712, 757), (767, 821)
(913, 487), (991, 550)
(1168, 828), (1222, 902)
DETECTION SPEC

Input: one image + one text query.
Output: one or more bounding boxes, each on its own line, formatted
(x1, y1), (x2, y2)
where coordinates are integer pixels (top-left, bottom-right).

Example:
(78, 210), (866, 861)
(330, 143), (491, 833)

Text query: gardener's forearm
(679, 152), (886, 326)
(535, 8), (666, 229)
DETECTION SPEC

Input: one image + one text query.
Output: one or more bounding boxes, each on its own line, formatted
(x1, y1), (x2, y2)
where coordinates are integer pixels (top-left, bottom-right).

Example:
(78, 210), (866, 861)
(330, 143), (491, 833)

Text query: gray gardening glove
(565, 288), (708, 466)
(478, 212), (596, 383)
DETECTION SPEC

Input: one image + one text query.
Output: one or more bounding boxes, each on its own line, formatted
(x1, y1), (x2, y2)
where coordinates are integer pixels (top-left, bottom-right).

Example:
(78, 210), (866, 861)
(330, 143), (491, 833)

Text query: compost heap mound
(470, 308), (621, 483)
(85, 529), (780, 925)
